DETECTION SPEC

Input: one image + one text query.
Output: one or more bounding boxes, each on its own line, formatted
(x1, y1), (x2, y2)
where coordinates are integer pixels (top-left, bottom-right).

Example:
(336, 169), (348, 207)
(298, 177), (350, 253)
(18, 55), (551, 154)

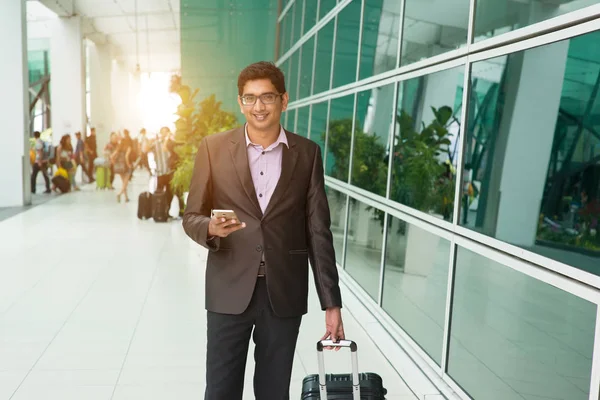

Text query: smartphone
(211, 209), (241, 224)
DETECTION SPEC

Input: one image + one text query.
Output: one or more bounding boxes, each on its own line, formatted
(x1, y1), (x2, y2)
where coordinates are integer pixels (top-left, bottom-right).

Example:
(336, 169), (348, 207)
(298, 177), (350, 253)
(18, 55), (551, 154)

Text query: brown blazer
(182, 127), (342, 318)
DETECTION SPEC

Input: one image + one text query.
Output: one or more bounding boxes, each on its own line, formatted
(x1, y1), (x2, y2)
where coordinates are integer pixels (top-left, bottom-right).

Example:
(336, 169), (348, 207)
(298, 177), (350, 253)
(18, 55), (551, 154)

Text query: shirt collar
(245, 124), (289, 150)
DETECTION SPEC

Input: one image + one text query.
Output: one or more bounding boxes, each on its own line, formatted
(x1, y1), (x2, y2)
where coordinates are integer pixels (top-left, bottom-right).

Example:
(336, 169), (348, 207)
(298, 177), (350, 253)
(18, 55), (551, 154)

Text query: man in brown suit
(183, 61), (345, 399)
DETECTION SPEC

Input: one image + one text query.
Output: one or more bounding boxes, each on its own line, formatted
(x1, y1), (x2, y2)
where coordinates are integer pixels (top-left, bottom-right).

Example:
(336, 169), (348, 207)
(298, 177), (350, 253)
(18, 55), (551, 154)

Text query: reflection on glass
(401, 0), (469, 66)
(475, 0), (598, 42)
(349, 85), (395, 196)
(304, 0), (318, 34)
(326, 187), (348, 265)
(299, 37), (315, 99)
(332, 0), (361, 88)
(345, 198), (384, 300)
(296, 107), (310, 138)
(391, 66), (464, 221)
(288, 50), (300, 102)
(314, 19), (335, 94)
(461, 31), (600, 276)
(382, 217), (450, 365)
(448, 247), (596, 400)
(325, 94), (356, 180)
(310, 101), (329, 156)
(359, 0), (400, 80)
(319, 0), (337, 20)
(278, 13), (290, 56)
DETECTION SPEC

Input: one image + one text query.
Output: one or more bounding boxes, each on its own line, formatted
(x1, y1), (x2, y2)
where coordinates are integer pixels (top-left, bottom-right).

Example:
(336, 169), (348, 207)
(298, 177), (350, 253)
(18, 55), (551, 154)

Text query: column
(88, 42), (113, 150)
(494, 41), (569, 246)
(50, 16), (85, 145)
(0, 0), (30, 207)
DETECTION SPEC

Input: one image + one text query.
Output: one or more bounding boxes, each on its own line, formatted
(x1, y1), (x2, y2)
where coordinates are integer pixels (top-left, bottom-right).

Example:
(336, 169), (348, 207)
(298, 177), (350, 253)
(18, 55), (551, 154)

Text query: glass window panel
(296, 106), (310, 138)
(314, 19), (335, 94)
(326, 94), (356, 180)
(345, 198), (384, 300)
(326, 187), (348, 265)
(310, 101), (329, 156)
(319, 0), (337, 20)
(286, 108), (297, 132)
(391, 66), (464, 221)
(299, 37), (315, 99)
(448, 247), (596, 400)
(332, 0), (361, 88)
(461, 31), (600, 276)
(287, 50), (300, 103)
(303, 0), (318, 34)
(400, 0), (470, 66)
(351, 84), (394, 196)
(382, 217), (450, 365)
(278, 13), (289, 57)
(293, 0), (304, 43)
(359, 0), (399, 80)
(475, 0), (600, 42)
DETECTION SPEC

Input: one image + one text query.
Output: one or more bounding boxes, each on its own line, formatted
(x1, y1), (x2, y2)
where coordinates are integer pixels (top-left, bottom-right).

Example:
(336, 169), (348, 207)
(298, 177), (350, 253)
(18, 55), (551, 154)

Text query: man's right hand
(208, 217), (246, 238)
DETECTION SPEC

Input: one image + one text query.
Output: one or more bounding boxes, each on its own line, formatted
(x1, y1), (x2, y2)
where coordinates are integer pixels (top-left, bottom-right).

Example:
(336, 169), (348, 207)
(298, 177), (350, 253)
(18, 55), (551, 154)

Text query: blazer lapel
(228, 128), (262, 218)
(263, 131), (298, 219)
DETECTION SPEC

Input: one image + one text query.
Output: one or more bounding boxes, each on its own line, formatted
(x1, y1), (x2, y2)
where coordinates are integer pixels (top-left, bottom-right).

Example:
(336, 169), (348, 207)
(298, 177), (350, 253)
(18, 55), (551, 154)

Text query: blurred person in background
(30, 131), (51, 194)
(56, 134), (79, 191)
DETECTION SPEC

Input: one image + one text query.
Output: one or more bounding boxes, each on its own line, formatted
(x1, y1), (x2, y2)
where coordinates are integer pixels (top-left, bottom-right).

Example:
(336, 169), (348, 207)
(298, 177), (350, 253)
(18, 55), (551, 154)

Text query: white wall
(88, 41), (113, 151)
(49, 16), (85, 145)
(110, 61), (143, 137)
(0, 0), (30, 207)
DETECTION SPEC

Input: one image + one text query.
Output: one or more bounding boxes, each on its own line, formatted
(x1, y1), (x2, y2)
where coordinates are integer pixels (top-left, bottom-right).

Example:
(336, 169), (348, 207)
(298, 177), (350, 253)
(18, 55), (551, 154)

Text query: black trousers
(157, 172), (185, 216)
(31, 163), (50, 193)
(206, 278), (302, 400)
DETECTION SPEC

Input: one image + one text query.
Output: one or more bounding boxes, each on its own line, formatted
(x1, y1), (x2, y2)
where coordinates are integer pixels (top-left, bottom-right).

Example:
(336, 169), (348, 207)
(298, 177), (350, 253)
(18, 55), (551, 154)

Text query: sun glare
(137, 72), (181, 136)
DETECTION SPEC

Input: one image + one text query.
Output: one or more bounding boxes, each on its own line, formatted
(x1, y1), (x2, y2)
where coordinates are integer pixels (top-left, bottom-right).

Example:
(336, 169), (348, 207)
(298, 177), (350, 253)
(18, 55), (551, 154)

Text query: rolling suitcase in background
(95, 165), (111, 189)
(152, 191), (169, 222)
(138, 192), (153, 219)
(301, 340), (387, 400)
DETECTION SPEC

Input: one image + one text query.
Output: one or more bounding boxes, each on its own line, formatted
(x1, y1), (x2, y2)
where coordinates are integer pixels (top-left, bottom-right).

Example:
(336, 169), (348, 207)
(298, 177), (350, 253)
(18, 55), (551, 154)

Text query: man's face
(238, 78), (288, 132)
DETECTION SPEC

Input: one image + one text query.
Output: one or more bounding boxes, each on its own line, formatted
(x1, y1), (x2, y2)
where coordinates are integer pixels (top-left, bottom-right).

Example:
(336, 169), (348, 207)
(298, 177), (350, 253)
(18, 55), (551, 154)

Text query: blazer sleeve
(306, 145), (343, 310)
(182, 137), (220, 251)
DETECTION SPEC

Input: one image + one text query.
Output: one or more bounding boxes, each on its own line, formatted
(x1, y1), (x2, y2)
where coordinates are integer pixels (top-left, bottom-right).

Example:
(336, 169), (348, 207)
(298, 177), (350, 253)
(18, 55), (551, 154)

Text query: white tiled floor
(0, 176), (426, 400)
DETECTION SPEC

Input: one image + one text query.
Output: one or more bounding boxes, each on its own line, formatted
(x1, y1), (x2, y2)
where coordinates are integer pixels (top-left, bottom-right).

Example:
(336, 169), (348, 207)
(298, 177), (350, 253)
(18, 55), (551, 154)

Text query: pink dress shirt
(245, 124), (288, 213)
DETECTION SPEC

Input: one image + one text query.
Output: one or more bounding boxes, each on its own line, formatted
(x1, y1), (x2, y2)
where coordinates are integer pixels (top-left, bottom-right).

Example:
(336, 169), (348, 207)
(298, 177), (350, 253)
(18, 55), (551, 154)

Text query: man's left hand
(321, 307), (345, 351)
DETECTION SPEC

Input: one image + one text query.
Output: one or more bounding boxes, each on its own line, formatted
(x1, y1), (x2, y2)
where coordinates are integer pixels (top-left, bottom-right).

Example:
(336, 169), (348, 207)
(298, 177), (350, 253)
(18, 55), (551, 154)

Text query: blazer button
(256, 245), (263, 252)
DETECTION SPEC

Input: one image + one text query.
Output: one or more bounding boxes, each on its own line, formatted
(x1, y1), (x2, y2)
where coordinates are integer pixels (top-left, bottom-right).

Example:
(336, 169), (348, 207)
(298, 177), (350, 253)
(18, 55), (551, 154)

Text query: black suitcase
(138, 192), (152, 219)
(152, 191), (169, 222)
(301, 340), (387, 399)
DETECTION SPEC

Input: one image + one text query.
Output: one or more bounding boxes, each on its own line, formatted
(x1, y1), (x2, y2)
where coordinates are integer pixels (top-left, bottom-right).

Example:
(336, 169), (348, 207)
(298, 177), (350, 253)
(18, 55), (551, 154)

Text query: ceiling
(27, 0), (181, 73)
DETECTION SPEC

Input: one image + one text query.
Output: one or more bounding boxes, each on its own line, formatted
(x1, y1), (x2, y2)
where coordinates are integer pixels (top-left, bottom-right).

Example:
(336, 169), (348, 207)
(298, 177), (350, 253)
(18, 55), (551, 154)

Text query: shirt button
(260, 171), (264, 175)
(259, 194), (263, 198)
(261, 151), (265, 155)
(256, 245), (263, 252)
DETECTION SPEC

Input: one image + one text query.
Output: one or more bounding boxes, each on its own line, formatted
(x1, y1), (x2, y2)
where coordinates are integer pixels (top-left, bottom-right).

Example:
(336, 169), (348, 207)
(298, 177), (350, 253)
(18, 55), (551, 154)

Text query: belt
(257, 261), (266, 277)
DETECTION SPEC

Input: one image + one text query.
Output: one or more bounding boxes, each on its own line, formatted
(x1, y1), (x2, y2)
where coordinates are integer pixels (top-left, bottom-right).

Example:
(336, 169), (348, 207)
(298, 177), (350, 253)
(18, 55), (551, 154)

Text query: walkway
(0, 175), (440, 399)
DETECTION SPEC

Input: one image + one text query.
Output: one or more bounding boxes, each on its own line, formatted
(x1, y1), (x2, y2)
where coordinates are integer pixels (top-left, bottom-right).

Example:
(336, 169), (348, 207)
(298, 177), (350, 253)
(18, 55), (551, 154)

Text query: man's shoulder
(285, 130), (318, 152)
(204, 127), (242, 145)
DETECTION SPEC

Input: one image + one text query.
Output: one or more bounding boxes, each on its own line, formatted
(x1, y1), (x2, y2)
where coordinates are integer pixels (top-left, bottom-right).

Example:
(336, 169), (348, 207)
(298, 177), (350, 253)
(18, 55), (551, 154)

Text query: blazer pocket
(289, 249), (308, 255)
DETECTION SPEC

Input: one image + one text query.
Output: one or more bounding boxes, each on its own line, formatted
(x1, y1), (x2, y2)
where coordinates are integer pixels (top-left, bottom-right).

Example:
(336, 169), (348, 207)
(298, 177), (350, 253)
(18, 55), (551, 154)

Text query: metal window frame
(283, 0), (600, 398)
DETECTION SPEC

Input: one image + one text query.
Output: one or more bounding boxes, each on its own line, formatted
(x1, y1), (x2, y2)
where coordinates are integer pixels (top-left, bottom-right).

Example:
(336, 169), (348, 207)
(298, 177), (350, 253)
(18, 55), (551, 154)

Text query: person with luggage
(74, 131), (93, 184)
(111, 133), (133, 202)
(155, 126), (185, 218)
(183, 61), (345, 400)
(56, 134), (79, 191)
(30, 131), (51, 194)
(103, 132), (119, 190)
(85, 127), (97, 183)
(137, 128), (151, 173)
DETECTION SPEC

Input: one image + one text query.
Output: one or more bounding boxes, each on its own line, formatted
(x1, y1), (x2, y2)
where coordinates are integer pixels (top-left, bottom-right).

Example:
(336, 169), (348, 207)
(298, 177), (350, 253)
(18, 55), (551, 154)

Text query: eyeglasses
(240, 93), (283, 106)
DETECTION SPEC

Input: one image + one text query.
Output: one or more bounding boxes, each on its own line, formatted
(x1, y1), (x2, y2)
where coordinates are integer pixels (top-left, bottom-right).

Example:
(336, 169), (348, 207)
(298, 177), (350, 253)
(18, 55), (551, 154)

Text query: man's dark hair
(237, 61), (286, 96)
(33, 131), (41, 139)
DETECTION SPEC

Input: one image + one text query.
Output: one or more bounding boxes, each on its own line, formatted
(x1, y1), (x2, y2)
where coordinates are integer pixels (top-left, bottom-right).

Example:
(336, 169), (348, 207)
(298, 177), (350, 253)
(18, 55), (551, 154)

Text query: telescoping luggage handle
(316, 339), (360, 400)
